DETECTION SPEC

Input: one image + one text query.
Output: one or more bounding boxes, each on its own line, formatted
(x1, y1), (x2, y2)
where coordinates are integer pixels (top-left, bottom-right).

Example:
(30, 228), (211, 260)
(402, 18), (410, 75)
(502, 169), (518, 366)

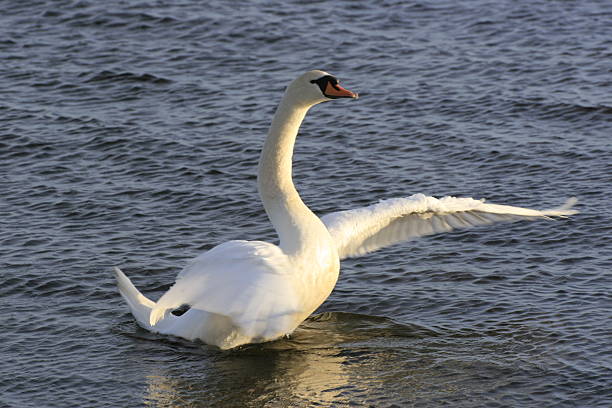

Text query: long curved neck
(257, 94), (325, 255)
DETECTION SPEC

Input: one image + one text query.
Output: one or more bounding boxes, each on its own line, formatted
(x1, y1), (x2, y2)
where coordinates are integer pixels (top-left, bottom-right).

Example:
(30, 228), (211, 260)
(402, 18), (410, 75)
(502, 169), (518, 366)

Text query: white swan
(114, 70), (577, 349)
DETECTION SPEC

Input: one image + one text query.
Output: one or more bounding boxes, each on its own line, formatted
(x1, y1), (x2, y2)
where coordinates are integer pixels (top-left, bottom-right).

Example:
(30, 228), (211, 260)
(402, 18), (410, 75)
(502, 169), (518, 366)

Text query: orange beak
(324, 82), (359, 99)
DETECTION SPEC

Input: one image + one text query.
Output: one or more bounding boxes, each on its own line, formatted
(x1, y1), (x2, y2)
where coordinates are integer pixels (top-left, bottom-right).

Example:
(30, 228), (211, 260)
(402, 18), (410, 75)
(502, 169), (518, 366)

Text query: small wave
(59, 9), (178, 29)
(510, 99), (612, 122)
(83, 70), (172, 84)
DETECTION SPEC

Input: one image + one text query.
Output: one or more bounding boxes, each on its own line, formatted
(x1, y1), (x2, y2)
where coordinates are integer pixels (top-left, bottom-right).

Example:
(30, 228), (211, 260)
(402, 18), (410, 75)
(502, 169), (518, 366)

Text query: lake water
(1, 0), (611, 407)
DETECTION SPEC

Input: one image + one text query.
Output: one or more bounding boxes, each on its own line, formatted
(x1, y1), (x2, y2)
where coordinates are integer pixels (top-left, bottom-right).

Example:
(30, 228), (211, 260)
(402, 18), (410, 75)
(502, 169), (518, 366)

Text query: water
(1, 0), (611, 406)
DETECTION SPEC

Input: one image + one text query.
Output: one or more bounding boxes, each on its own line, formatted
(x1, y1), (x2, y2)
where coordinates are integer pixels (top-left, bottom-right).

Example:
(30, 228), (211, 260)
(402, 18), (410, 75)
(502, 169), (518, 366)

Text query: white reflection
(142, 315), (356, 407)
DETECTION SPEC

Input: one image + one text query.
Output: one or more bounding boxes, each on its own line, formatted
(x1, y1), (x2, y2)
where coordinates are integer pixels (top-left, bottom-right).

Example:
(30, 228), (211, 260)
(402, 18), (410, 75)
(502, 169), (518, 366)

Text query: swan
(114, 70), (577, 349)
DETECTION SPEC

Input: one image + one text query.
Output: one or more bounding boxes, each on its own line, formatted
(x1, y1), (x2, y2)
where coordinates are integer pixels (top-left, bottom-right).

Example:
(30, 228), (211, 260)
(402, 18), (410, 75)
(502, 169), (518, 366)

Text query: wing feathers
(149, 240), (300, 336)
(322, 194), (577, 260)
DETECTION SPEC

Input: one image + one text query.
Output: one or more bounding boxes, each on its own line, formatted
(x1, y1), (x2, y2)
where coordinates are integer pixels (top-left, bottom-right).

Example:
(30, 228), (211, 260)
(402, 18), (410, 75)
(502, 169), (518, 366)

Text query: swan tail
(114, 267), (155, 329)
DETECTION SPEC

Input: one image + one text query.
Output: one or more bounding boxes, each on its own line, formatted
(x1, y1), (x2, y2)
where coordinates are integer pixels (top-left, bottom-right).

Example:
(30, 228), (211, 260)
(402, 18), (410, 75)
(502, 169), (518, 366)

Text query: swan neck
(258, 96), (308, 194)
(257, 94), (322, 254)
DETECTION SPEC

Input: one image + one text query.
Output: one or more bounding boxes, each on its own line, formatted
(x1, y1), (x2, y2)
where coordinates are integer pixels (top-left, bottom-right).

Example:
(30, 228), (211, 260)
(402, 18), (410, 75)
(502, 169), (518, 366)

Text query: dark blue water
(1, 1), (611, 407)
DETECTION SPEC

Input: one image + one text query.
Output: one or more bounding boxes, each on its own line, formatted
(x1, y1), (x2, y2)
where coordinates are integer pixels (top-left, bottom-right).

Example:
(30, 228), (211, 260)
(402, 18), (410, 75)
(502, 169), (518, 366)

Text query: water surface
(1, 1), (611, 407)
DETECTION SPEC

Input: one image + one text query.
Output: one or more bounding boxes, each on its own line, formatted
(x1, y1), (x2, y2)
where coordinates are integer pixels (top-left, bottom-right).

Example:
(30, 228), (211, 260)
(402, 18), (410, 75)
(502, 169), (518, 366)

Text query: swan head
(285, 70), (358, 107)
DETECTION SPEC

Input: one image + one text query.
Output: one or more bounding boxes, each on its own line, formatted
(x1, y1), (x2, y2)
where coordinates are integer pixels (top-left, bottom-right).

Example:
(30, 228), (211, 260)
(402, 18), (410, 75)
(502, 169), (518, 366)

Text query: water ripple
(1, 0), (610, 407)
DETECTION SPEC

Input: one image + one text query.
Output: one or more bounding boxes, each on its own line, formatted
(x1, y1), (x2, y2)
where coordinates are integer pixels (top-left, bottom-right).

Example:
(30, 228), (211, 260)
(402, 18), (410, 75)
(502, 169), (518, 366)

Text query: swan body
(115, 70), (577, 349)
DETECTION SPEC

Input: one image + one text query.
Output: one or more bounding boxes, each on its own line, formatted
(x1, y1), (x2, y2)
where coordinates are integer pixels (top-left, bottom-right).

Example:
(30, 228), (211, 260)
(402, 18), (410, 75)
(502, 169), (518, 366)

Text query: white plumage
(322, 194), (578, 259)
(114, 70), (577, 349)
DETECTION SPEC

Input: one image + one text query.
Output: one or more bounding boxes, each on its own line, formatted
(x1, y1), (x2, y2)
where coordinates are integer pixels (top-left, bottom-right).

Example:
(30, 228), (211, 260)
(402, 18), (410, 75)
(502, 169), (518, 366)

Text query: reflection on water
(144, 340), (351, 407)
(142, 313), (408, 407)
(143, 314), (356, 407)
(140, 312), (557, 407)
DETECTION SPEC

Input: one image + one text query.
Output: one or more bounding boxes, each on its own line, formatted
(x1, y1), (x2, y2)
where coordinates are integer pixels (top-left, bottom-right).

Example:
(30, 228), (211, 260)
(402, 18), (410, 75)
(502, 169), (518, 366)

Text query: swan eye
(310, 74), (357, 99)
(310, 75), (339, 93)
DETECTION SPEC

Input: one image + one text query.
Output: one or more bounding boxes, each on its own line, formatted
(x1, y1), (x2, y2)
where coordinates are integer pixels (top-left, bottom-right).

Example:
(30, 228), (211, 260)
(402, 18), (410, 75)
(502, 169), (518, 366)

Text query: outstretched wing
(321, 194), (577, 260)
